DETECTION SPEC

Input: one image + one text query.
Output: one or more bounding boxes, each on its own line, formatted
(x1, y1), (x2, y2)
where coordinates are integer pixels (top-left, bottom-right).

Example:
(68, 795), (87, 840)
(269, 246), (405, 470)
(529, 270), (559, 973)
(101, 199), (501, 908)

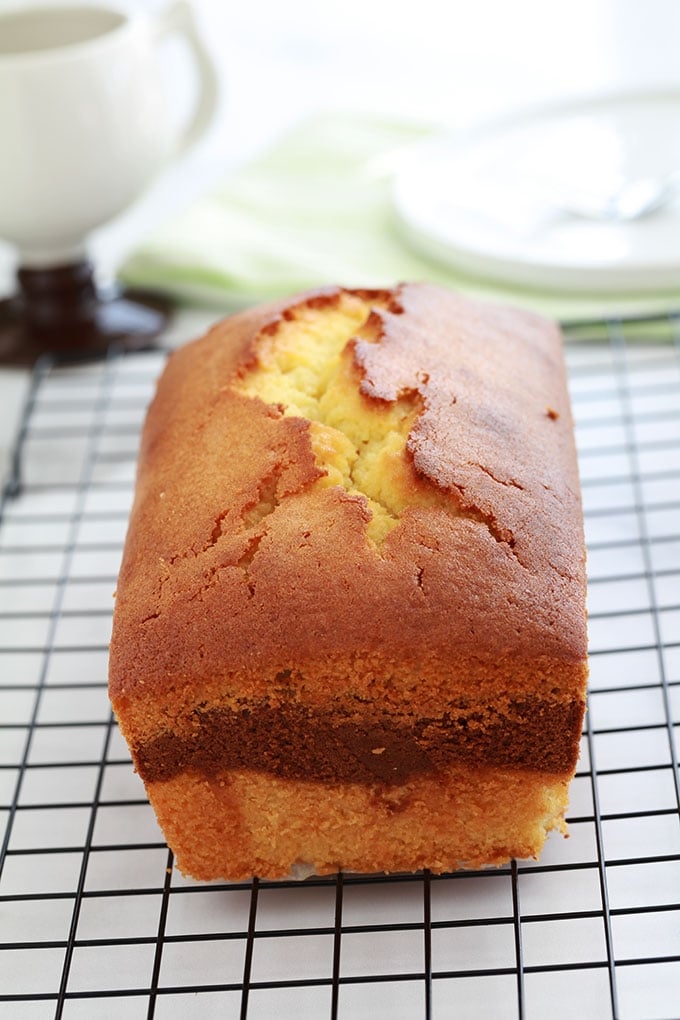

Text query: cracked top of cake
(109, 283), (587, 719)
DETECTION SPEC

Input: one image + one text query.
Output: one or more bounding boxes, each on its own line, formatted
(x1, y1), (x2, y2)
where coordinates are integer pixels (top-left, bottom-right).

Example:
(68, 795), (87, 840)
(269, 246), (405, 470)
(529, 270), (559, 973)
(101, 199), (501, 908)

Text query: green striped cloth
(121, 113), (680, 325)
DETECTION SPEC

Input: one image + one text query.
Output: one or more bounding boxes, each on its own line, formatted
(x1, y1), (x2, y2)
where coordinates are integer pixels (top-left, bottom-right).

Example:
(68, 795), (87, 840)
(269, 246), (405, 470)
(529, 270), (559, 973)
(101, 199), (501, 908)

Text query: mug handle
(155, 0), (219, 155)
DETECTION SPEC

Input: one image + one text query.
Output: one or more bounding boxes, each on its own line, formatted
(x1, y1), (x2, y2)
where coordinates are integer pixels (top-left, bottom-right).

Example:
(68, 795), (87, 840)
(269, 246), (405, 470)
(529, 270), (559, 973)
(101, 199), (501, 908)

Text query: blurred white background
(88, 0), (680, 272)
(2, 0), (680, 466)
(2, 0), (680, 284)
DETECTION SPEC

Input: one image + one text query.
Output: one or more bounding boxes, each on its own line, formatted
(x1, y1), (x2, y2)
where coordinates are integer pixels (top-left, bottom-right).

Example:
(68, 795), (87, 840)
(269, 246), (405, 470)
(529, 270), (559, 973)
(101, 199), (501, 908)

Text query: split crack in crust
(149, 287), (528, 614)
(231, 290), (525, 564)
(234, 290), (419, 546)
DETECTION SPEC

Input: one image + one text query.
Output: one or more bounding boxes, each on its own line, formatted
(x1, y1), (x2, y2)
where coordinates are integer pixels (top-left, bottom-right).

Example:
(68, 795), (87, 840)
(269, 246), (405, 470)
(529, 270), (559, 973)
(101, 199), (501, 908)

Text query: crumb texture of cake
(109, 282), (588, 880)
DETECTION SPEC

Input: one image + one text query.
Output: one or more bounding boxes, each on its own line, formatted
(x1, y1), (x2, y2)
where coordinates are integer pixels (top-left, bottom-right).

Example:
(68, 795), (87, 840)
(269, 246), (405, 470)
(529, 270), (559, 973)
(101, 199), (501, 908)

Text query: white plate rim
(391, 86), (680, 294)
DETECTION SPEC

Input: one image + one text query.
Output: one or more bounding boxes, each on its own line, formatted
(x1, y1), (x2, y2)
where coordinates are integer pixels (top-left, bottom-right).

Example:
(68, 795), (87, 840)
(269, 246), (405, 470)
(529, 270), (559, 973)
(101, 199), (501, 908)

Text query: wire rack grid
(0, 315), (679, 1020)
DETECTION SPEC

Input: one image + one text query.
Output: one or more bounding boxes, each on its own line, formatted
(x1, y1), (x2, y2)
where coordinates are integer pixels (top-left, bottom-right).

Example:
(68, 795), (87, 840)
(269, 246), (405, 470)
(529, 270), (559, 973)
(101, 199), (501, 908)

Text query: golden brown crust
(109, 283), (588, 878)
(110, 284), (586, 707)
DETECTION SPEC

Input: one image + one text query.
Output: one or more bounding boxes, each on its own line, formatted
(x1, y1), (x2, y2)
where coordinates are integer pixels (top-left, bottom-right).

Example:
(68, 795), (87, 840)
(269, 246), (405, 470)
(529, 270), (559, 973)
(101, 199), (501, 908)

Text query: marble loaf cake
(109, 283), (588, 881)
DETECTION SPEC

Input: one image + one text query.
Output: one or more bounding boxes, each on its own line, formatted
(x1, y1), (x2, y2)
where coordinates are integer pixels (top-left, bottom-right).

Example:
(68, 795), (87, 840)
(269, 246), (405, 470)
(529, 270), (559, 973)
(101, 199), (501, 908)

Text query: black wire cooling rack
(0, 314), (679, 1020)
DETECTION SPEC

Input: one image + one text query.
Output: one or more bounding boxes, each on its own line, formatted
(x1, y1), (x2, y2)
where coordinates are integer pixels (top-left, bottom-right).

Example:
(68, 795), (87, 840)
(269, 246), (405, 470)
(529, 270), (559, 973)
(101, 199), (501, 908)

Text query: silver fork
(548, 170), (680, 222)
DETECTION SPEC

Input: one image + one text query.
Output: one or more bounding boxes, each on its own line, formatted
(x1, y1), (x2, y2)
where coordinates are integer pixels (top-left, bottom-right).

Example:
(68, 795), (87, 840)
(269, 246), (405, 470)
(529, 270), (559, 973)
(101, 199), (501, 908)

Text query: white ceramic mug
(0, 2), (218, 268)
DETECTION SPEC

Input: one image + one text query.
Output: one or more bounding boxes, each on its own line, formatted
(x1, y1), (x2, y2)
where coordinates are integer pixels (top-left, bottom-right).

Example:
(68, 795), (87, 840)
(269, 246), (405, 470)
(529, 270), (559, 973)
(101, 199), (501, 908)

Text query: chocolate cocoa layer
(135, 698), (583, 785)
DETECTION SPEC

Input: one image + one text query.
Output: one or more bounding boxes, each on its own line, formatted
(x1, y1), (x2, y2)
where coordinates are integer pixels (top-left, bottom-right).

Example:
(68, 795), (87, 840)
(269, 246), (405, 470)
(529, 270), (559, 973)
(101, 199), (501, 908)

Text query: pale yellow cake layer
(147, 764), (572, 881)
